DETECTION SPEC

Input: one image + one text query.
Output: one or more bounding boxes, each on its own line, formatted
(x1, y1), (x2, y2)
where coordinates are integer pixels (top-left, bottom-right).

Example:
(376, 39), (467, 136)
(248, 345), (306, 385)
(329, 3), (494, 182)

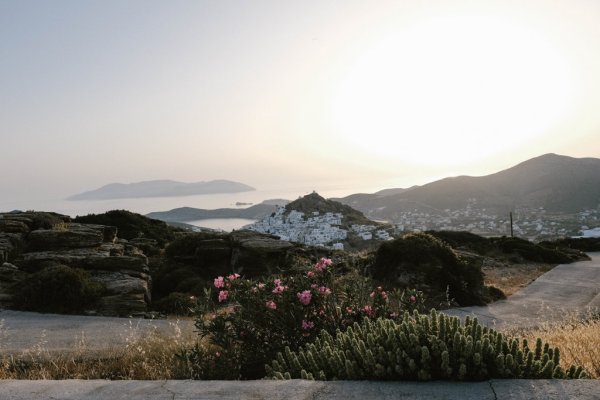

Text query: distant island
(67, 179), (255, 200)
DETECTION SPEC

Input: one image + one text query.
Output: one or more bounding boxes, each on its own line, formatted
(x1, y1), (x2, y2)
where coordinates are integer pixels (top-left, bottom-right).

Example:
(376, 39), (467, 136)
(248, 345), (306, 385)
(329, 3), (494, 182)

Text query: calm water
(1, 183), (374, 231)
(188, 218), (257, 231)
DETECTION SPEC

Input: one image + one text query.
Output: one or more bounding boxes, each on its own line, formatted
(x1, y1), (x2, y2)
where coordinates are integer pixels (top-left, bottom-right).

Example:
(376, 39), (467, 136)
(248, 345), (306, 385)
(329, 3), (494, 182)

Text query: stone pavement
(0, 379), (599, 400)
(444, 252), (600, 329)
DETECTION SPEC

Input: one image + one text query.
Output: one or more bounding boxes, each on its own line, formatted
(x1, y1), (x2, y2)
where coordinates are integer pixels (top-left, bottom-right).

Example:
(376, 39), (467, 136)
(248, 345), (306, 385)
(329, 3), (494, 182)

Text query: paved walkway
(444, 252), (600, 329)
(0, 379), (598, 400)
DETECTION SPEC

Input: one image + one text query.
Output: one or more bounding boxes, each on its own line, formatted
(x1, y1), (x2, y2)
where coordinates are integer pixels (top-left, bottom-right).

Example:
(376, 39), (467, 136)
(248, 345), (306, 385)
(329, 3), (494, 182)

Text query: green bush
(267, 310), (586, 381)
(372, 233), (486, 306)
(190, 258), (426, 379)
(13, 266), (105, 314)
(426, 231), (493, 254)
(491, 237), (573, 264)
(152, 292), (197, 316)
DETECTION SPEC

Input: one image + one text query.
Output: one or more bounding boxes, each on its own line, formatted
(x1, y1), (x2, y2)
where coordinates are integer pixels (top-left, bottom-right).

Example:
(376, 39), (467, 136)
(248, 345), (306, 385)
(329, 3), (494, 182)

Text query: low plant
(190, 258), (426, 379)
(0, 320), (198, 379)
(506, 313), (600, 379)
(13, 266), (105, 314)
(267, 310), (586, 381)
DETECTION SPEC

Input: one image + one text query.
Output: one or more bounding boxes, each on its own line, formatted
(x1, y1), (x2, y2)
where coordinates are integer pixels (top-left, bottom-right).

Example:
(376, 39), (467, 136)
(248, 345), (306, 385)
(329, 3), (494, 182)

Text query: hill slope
(336, 154), (600, 219)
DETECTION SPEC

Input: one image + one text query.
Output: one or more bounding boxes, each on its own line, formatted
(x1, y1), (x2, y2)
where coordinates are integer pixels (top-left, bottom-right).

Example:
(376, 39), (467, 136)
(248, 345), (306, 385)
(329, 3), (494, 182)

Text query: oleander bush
(267, 309), (586, 381)
(186, 258), (426, 379)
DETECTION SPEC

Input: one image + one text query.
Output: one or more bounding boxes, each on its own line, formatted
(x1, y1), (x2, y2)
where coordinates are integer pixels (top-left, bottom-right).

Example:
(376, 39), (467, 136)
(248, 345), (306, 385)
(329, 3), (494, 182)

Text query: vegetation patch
(372, 233), (488, 306)
(13, 266), (105, 314)
(267, 310), (585, 381)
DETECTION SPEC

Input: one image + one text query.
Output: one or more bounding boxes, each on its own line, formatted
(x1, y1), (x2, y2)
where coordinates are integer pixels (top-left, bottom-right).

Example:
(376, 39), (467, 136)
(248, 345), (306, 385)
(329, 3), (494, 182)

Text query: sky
(2, 0), (600, 207)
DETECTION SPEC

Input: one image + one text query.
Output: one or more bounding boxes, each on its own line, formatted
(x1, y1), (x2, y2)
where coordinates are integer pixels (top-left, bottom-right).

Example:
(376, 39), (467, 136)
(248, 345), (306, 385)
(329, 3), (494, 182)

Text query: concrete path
(445, 252), (600, 329)
(0, 310), (196, 355)
(0, 379), (599, 400)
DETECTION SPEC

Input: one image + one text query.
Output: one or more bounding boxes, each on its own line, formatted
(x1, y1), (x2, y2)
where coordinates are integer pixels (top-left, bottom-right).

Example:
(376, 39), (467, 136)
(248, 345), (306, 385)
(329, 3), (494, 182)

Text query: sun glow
(330, 15), (574, 165)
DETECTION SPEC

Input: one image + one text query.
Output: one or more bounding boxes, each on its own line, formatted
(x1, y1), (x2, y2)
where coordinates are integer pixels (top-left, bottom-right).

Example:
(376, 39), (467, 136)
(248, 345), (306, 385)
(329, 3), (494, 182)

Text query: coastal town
(389, 198), (600, 240)
(245, 206), (392, 249)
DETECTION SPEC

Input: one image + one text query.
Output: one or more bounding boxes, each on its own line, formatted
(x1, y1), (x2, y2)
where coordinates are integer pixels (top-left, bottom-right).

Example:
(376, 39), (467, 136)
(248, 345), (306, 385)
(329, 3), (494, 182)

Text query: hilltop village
(245, 206), (392, 249)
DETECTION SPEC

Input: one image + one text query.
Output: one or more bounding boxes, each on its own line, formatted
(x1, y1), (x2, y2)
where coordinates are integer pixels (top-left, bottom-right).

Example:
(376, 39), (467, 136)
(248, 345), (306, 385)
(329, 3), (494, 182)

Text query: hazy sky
(2, 0), (600, 204)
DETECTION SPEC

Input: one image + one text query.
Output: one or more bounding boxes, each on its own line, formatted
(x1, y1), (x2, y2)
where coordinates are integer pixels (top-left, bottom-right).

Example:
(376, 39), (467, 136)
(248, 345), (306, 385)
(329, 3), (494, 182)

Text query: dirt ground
(482, 260), (555, 297)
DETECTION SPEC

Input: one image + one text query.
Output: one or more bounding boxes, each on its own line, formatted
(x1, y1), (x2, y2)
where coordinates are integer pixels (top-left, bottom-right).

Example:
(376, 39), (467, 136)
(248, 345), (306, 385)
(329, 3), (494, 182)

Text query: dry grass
(505, 313), (600, 379)
(483, 262), (554, 296)
(0, 319), (201, 380)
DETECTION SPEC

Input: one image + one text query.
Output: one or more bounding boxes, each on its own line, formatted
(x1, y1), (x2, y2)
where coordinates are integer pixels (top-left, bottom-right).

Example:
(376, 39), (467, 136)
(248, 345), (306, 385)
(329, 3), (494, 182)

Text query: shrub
(152, 292), (197, 316)
(372, 233), (486, 306)
(190, 258), (426, 379)
(491, 237), (573, 264)
(13, 266), (105, 314)
(267, 310), (586, 381)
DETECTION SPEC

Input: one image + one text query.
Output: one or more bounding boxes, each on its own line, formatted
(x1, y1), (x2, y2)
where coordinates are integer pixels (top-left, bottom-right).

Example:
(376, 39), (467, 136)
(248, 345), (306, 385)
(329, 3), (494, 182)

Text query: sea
(1, 184), (370, 232)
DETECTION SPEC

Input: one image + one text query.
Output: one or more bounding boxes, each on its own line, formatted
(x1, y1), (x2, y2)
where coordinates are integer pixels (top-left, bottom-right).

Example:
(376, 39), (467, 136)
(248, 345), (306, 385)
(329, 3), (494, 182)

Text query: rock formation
(0, 212), (151, 316)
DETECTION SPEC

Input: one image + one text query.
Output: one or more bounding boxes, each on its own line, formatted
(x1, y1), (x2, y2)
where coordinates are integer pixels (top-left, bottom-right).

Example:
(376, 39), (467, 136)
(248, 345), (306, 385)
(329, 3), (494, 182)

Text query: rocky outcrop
(0, 211), (151, 316)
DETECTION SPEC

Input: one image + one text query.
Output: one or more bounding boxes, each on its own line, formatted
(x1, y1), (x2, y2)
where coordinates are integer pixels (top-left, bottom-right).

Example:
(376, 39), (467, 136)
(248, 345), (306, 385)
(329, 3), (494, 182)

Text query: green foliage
(28, 212), (68, 230)
(152, 292), (197, 316)
(491, 237), (573, 263)
(164, 232), (229, 260)
(13, 266), (105, 314)
(426, 231), (493, 254)
(540, 237), (600, 253)
(73, 210), (180, 246)
(267, 310), (586, 381)
(190, 258), (426, 379)
(372, 233), (486, 306)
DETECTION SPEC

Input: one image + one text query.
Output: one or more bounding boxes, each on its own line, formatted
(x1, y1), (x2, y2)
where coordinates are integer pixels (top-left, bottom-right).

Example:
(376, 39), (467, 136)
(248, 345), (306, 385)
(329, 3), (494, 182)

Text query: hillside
(146, 199), (289, 222)
(68, 179), (255, 200)
(336, 154), (600, 220)
(284, 192), (379, 228)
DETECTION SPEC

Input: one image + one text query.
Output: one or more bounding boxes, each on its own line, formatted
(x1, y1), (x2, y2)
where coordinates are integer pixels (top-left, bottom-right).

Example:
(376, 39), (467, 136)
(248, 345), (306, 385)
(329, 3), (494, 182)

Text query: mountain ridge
(334, 153), (600, 220)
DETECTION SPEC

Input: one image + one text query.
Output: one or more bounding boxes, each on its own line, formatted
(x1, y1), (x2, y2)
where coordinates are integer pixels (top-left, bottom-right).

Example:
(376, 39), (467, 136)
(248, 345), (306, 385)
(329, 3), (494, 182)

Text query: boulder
(27, 224), (105, 251)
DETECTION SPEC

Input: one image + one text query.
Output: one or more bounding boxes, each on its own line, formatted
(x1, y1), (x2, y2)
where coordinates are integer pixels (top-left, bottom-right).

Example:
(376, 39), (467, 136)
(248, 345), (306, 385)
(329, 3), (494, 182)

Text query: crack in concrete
(159, 380), (176, 400)
(488, 380), (498, 400)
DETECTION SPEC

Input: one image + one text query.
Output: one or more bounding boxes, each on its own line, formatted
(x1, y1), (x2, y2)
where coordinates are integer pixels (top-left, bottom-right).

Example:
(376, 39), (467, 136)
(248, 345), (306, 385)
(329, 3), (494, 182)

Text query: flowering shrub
(192, 258), (427, 379)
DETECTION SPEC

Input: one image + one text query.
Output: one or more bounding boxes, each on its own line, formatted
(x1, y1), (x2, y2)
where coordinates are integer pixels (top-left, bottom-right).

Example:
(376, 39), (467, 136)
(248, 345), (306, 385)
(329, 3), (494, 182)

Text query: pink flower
(410, 295), (417, 303)
(274, 278), (282, 286)
(381, 291), (388, 299)
(265, 300), (277, 310)
(297, 290), (312, 305)
(377, 286), (383, 291)
(301, 320), (315, 330)
(218, 290), (229, 302)
(318, 286), (331, 296)
(215, 351), (221, 358)
(346, 307), (354, 314)
(370, 291), (376, 298)
(307, 271), (315, 278)
(257, 283), (266, 289)
(214, 276), (225, 288)
(272, 285), (287, 294)
(250, 287), (258, 294)
(310, 283), (318, 289)
(314, 257), (332, 272)
(362, 305), (374, 317)
(228, 273), (240, 281)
